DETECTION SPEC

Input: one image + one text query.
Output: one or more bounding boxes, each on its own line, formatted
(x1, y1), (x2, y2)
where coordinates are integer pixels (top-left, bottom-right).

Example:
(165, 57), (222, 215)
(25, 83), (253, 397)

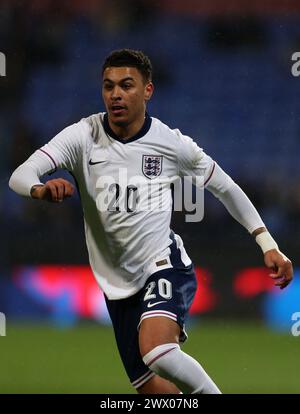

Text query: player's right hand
(31, 178), (75, 202)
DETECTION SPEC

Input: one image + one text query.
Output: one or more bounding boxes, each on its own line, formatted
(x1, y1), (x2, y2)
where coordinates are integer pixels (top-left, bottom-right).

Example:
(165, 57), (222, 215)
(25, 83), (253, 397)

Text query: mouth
(111, 105), (127, 115)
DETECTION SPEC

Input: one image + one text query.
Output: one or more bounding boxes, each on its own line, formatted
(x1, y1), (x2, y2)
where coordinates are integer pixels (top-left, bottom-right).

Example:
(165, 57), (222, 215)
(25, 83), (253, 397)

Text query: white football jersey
(18, 113), (234, 299)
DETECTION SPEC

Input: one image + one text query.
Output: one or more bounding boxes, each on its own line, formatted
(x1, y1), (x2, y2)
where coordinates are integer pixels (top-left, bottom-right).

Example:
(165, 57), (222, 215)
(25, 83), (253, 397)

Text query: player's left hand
(264, 249), (293, 289)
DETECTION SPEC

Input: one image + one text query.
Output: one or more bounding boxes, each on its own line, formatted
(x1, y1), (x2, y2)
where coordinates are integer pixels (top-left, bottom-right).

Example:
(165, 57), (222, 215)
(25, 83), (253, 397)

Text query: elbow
(8, 171), (16, 192)
(8, 164), (41, 197)
(8, 167), (24, 195)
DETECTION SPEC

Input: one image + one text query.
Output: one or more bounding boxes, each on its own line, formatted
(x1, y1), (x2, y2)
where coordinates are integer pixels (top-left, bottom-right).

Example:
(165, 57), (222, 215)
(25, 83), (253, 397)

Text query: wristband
(255, 232), (278, 254)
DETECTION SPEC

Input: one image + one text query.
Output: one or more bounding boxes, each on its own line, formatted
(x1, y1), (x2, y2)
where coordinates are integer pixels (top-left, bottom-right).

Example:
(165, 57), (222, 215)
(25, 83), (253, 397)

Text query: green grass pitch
(0, 320), (299, 394)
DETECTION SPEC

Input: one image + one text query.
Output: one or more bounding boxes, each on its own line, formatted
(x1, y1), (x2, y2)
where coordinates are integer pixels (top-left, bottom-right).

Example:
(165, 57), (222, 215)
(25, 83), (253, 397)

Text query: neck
(108, 112), (146, 140)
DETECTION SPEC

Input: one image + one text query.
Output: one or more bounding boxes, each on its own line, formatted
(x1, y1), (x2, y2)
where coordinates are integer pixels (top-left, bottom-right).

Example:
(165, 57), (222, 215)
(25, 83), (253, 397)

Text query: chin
(110, 115), (129, 127)
(113, 120), (129, 128)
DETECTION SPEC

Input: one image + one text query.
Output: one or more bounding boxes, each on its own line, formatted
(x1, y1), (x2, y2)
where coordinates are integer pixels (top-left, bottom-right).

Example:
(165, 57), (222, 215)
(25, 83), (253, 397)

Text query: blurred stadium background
(0, 0), (300, 394)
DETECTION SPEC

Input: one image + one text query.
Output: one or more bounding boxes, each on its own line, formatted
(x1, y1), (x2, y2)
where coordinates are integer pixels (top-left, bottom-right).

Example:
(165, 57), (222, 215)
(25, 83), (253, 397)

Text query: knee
(140, 339), (163, 359)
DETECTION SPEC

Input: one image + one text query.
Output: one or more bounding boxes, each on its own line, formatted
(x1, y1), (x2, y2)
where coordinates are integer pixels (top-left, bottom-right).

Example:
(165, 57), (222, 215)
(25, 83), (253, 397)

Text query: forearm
(9, 163), (44, 197)
(9, 151), (54, 197)
(9, 157), (75, 203)
(213, 182), (282, 254)
(218, 184), (265, 233)
(252, 226), (267, 237)
(204, 163), (281, 253)
(204, 165), (292, 287)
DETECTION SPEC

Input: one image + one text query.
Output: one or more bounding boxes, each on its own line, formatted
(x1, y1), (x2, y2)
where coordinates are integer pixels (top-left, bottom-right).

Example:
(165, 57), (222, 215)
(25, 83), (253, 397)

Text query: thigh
(139, 315), (181, 356)
(138, 264), (197, 343)
(104, 293), (154, 389)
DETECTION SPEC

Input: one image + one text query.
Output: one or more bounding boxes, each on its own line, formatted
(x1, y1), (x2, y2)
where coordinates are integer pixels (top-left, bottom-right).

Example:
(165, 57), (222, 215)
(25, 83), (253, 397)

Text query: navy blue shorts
(105, 263), (197, 389)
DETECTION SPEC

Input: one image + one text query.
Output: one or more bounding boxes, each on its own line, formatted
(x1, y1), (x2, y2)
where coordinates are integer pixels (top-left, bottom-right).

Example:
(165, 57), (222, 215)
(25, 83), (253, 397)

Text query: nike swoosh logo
(147, 301), (167, 308)
(89, 159), (106, 165)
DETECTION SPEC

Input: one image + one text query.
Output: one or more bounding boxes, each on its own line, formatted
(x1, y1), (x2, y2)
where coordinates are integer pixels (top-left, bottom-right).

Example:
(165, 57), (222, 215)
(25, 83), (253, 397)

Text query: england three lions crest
(142, 155), (163, 179)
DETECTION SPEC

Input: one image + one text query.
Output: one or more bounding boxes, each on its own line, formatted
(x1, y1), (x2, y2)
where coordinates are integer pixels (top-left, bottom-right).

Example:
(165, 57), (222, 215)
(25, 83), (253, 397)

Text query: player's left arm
(175, 131), (293, 289)
(205, 167), (294, 289)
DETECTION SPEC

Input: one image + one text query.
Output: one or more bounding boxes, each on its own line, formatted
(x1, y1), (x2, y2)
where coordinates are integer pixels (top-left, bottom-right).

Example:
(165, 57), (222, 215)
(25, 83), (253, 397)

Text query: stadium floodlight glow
(0, 312), (6, 336)
(0, 52), (6, 77)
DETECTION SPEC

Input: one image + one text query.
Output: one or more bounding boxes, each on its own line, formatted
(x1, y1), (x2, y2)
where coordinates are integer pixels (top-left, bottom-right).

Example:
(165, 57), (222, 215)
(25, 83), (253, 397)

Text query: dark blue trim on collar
(103, 112), (152, 144)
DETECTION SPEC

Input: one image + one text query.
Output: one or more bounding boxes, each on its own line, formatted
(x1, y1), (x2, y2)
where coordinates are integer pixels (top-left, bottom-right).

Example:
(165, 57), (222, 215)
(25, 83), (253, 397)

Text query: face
(102, 66), (153, 127)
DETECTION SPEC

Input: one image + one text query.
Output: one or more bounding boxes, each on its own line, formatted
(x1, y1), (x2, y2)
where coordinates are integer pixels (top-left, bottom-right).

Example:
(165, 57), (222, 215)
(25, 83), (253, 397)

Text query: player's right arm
(9, 120), (88, 202)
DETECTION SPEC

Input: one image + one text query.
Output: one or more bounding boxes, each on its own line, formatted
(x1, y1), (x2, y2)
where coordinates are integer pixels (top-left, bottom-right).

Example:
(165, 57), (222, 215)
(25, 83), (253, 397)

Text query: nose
(111, 85), (122, 101)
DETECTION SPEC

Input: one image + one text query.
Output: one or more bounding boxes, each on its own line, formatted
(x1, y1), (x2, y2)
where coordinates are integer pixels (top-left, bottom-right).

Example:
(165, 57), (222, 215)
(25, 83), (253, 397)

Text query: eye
(103, 83), (113, 90)
(123, 83), (132, 89)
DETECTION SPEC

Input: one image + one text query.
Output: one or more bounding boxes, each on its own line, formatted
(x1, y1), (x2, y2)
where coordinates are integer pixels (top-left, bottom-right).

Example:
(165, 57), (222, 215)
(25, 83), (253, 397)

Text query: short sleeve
(38, 120), (90, 172)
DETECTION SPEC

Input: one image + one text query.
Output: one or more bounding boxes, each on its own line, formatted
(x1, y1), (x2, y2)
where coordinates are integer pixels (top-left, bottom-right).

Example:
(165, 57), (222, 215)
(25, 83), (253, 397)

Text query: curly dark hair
(102, 49), (152, 83)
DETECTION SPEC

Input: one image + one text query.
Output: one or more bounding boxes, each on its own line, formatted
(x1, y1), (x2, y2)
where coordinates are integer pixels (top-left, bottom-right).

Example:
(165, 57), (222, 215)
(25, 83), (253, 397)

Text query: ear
(144, 82), (154, 102)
